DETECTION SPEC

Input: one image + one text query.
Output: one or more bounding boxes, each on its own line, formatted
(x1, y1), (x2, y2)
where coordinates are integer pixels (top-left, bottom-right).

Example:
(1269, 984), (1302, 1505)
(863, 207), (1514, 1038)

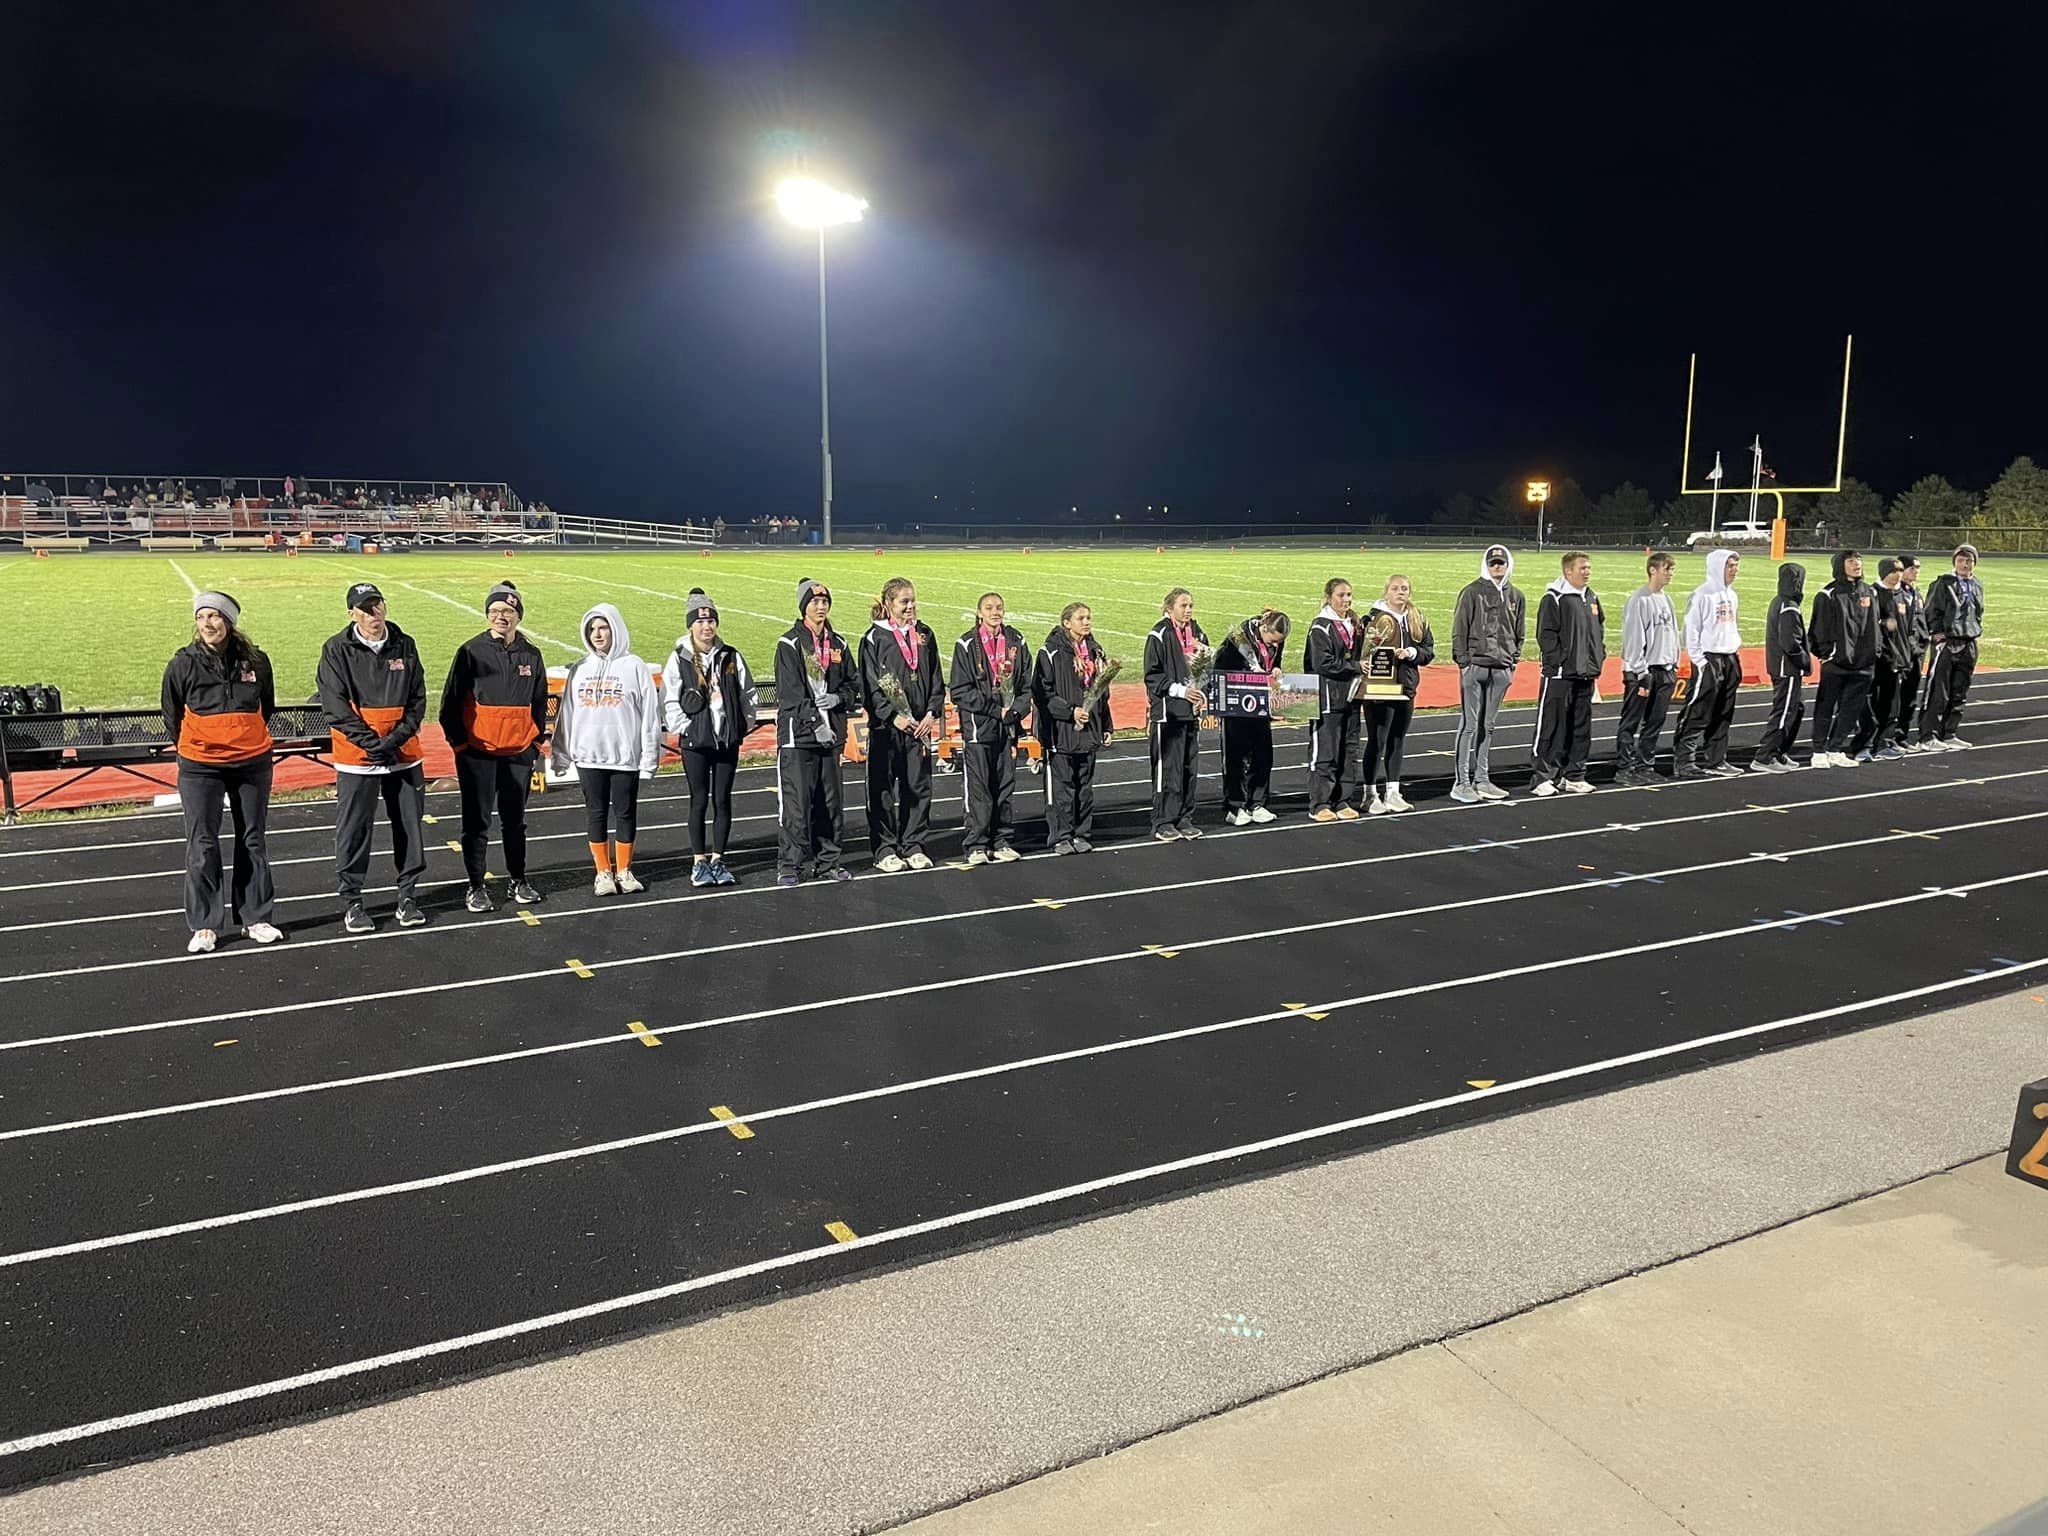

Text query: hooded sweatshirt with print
(1536, 574), (1606, 679)
(553, 603), (662, 776)
(1451, 545), (1526, 670)
(1680, 549), (1742, 663)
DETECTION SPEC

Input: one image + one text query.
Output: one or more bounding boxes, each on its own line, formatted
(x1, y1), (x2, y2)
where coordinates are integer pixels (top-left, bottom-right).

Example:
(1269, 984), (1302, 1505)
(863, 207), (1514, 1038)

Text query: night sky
(3, 0), (2038, 523)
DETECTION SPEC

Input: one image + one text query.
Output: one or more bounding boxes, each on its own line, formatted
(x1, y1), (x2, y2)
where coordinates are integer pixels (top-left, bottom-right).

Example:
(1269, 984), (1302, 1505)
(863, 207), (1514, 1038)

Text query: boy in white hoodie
(1669, 549), (1744, 779)
(552, 602), (663, 894)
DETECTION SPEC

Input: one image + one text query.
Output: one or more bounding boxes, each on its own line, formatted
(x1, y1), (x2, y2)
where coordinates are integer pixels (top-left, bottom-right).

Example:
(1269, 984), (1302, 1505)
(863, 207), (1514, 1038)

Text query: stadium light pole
(1525, 479), (1550, 549)
(776, 177), (868, 548)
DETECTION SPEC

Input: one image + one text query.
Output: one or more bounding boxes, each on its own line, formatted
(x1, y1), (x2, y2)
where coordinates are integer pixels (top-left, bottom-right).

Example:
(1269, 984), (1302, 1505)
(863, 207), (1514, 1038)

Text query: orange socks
(589, 841), (612, 875)
(614, 840), (634, 873)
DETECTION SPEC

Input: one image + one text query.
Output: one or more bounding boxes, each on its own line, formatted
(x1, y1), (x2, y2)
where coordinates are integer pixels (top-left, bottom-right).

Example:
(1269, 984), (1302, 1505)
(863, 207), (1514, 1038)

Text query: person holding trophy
(1143, 587), (1211, 841)
(1360, 575), (1433, 813)
(1213, 607), (1291, 826)
(1034, 602), (1117, 854)
(949, 591), (1032, 864)
(1305, 577), (1365, 822)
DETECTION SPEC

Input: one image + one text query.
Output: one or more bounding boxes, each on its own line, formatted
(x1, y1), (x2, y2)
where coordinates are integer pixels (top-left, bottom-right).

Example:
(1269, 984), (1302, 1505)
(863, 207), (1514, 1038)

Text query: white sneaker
(245, 922), (283, 945)
(1833, 751), (1861, 767)
(875, 853), (907, 873)
(1475, 781), (1510, 801)
(1384, 789), (1413, 813)
(1367, 793), (1389, 816)
(1249, 805), (1277, 824)
(1920, 737), (1951, 752)
(1808, 754), (1831, 769)
(1945, 737), (1971, 751)
(992, 845), (1022, 863)
(1562, 779), (1595, 795)
(906, 850), (935, 871)
(967, 848), (991, 866)
(593, 870), (618, 897)
(1531, 780), (1558, 797)
(186, 929), (217, 955)
(616, 868), (645, 894)
(1225, 809), (1251, 827)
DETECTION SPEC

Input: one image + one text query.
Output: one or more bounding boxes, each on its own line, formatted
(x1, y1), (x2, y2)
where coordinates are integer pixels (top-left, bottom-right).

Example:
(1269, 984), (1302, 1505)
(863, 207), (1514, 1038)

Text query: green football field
(3, 544), (2040, 710)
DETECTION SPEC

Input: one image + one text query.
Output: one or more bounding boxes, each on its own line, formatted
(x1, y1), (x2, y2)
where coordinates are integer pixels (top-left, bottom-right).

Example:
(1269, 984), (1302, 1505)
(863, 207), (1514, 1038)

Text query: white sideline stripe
(5, 810), (2040, 1136)
(165, 558), (201, 598)
(0, 866), (2038, 1279)
(8, 671), (2045, 838)
(2, 751), (2046, 961)
(1, 953), (2042, 1461)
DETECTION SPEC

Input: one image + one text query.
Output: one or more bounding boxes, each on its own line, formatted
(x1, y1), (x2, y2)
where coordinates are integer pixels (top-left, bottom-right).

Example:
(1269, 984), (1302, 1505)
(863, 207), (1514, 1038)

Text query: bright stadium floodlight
(776, 177), (869, 547)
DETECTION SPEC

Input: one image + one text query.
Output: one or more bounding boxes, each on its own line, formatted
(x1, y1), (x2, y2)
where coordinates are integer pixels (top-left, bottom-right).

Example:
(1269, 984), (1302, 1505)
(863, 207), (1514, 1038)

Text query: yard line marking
(4, 953), (2044, 1462)
(1282, 1002), (1330, 1021)
(565, 957), (595, 979)
(1, 880), (2041, 1277)
(7, 814), (2043, 1141)
(166, 559), (201, 597)
(708, 1105), (753, 1139)
(625, 1020), (662, 1048)
(823, 1221), (859, 1244)
(1889, 827), (1941, 840)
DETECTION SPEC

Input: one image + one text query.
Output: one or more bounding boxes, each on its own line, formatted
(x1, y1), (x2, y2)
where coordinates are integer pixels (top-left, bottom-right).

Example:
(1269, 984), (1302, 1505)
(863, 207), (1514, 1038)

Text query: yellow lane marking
(1143, 943), (1180, 959)
(709, 1105), (755, 1139)
(213, 1039), (239, 1048)
(517, 909), (541, 927)
(1281, 1002), (1330, 1021)
(1889, 827), (1941, 840)
(626, 1020), (662, 1048)
(1746, 803), (1790, 815)
(824, 1220), (858, 1244)
(1032, 897), (1067, 910)
(445, 839), (462, 853)
(565, 957), (595, 979)
(422, 813), (439, 825)
(946, 860), (975, 871)
(1467, 1079), (1497, 1088)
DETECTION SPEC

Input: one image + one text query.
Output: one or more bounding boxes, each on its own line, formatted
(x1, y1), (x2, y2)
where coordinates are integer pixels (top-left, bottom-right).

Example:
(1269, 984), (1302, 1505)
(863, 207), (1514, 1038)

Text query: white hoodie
(1681, 549), (1743, 664)
(553, 602), (662, 776)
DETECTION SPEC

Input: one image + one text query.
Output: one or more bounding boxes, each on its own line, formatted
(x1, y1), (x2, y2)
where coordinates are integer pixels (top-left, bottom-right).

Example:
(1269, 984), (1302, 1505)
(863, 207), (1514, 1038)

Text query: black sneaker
(1176, 822), (1204, 839)
(343, 901), (375, 935)
(395, 898), (427, 928)
(464, 885), (494, 914)
(509, 879), (541, 905)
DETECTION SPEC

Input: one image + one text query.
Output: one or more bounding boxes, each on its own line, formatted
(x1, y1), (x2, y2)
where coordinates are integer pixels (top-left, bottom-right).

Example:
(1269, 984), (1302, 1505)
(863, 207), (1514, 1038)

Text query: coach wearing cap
(317, 581), (429, 932)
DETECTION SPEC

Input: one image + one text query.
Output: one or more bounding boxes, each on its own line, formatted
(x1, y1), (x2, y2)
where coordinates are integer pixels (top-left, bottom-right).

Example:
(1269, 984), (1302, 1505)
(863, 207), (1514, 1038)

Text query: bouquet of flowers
(874, 668), (931, 754)
(802, 645), (836, 744)
(1079, 655), (1122, 718)
(986, 648), (1016, 712)
(1185, 642), (1215, 707)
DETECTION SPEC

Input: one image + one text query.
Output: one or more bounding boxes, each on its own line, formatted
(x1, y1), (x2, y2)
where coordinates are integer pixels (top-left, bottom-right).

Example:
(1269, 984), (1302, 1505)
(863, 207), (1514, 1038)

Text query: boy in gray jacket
(1449, 544), (1526, 803)
(1615, 552), (1677, 785)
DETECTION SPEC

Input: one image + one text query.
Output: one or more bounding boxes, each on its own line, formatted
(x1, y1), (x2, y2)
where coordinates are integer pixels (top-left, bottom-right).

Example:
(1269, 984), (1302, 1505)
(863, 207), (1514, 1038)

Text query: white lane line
(7, 670), (2045, 836)
(0, 865), (2037, 1274)
(166, 559), (201, 597)
(1, 952), (2041, 1462)
(7, 809), (2040, 1134)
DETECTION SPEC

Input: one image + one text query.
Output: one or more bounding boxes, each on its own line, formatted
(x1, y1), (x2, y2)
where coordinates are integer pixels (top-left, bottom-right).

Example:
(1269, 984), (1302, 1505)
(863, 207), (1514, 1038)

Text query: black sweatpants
(1047, 751), (1098, 846)
(1221, 717), (1274, 812)
(1921, 639), (1978, 741)
(777, 746), (844, 878)
(578, 766), (641, 844)
(455, 749), (533, 886)
(1150, 716), (1200, 832)
(1362, 700), (1413, 789)
(865, 726), (934, 858)
(1671, 653), (1740, 770)
(1532, 674), (1596, 783)
(1616, 665), (1676, 770)
(335, 765), (425, 901)
(1756, 673), (1806, 759)
(178, 756), (275, 933)
(1812, 664), (1874, 753)
(960, 737), (1018, 852)
(1850, 662), (1908, 755)
(1893, 653), (1926, 744)
(683, 744), (739, 855)
(1307, 709), (1358, 812)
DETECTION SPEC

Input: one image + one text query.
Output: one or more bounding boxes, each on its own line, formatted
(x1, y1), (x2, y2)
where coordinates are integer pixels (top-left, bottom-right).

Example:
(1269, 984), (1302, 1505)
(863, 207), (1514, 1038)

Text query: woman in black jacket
(1303, 577), (1365, 821)
(1360, 575), (1434, 813)
(949, 591), (1031, 864)
(1143, 588), (1211, 841)
(1034, 602), (1116, 853)
(161, 589), (282, 954)
(1212, 608), (1291, 825)
(859, 576), (946, 871)
(773, 578), (861, 886)
(663, 590), (760, 887)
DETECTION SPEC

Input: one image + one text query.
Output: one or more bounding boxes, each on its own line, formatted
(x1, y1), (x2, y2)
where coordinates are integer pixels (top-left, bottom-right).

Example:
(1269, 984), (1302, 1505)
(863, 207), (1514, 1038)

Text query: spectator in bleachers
(714, 515), (727, 541)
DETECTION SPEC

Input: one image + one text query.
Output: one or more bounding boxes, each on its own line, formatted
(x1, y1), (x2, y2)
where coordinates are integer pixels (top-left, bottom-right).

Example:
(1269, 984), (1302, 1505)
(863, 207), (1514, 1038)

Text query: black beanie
(485, 581), (523, 617)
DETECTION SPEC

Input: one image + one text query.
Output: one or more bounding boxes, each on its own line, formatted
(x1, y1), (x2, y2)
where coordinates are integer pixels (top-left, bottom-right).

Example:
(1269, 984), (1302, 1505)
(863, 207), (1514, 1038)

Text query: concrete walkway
(6, 989), (2046, 1535)
(896, 1155), (2048, 1535)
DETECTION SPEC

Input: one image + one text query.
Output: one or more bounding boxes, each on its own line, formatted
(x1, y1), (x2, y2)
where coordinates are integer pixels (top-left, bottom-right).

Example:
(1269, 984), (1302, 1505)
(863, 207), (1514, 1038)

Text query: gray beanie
(796, 578), (831, 615)
(193, 589), (241, 626)
(485, 581), (524, 617)
(685, 588), (717, 626)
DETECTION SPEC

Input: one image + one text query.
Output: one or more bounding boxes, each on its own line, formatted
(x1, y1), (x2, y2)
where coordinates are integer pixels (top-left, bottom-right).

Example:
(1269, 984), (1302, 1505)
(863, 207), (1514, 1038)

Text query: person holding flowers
(773, 578), (859, 886)
(1212, 607), (1291, 825)
(1034, 601), (1117, 854)
(860, 576), (946, 871)
(949, 591), (1031, 865)
(1144, 587), (1211, 841)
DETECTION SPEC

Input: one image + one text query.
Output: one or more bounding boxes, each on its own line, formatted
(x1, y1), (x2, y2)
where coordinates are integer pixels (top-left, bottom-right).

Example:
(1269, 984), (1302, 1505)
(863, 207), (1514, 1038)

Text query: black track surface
(4, 672), (2047, 1488)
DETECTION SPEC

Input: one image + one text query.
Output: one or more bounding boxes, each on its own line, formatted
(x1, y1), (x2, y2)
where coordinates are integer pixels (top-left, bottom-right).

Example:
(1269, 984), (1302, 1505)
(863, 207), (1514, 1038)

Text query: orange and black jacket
(161, 639), (276, 766)
(437, 630), (548, 757)
(317, 621), (427, 767)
